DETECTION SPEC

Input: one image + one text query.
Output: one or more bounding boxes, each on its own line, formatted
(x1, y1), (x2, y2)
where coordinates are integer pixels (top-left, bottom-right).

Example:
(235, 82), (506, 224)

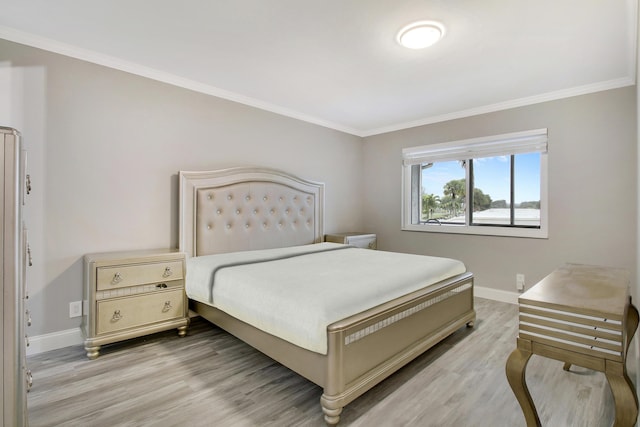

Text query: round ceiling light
(397, 21), (445, 49)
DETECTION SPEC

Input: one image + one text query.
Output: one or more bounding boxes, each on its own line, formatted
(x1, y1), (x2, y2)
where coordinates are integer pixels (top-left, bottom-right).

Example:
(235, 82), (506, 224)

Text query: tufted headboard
(178, 167), (324, 258)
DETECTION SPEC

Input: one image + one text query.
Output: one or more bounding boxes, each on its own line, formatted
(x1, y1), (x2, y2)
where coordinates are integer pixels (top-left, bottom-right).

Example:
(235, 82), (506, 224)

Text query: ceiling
(0, 0), (636, 136)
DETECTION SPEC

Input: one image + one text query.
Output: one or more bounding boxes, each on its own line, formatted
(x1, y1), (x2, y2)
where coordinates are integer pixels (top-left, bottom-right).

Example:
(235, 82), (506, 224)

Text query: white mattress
(186, 243), (466, 354)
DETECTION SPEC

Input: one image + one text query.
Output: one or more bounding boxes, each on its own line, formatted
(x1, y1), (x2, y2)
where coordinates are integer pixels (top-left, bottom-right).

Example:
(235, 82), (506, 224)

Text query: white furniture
(325, 232), (377, 249)
(82, 249), (189, 359)
(1, 127), (31, 427)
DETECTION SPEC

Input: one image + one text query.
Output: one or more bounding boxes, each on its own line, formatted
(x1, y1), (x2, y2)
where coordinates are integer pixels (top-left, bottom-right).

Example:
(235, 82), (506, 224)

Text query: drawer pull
(25, 335), (30, 347)
(26, 310), (32, 327)
(26, 369), (33, 391)
(112, 272), (123, 284)
(162, 301), (172, 312)
(26, 174), (32, 195)
(27, 245), (33, 266)
(111, 310), (123, 321)
(156, 283), (168, 289)
(162, 267), (173, 278)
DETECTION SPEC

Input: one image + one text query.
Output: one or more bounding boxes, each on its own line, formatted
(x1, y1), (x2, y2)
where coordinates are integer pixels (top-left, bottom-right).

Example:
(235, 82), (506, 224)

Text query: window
(402, 129), (548, 238)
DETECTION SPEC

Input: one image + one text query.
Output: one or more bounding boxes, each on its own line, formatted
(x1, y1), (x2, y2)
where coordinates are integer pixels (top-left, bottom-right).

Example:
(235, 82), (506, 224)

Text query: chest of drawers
(1, 127), (31, 426)
(82, 249), (189, 359)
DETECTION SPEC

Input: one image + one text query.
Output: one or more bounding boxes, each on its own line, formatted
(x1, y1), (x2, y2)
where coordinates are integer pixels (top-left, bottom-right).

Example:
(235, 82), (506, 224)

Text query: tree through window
(402, 129), (548, 238)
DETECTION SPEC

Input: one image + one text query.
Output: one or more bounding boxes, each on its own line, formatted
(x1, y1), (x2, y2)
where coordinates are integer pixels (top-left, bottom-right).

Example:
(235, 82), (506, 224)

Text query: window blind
(402, 128), (548, 166)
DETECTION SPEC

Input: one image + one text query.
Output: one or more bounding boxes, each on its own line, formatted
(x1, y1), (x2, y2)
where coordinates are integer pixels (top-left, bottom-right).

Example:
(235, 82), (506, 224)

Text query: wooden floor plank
(27, 298), (631, 426)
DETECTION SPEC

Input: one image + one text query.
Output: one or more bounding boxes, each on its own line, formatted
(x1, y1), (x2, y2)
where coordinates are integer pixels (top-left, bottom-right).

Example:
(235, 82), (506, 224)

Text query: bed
(178, 167), (475, 425)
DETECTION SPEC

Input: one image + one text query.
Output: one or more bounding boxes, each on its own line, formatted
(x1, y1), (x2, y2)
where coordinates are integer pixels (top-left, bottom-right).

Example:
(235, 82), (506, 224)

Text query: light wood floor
(27, 297), (632, 426)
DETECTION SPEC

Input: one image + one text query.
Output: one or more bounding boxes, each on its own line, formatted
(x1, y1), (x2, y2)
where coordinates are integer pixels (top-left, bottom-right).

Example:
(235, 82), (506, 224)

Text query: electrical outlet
(516, 274), (525, 292)
(69, 301), (82, 318)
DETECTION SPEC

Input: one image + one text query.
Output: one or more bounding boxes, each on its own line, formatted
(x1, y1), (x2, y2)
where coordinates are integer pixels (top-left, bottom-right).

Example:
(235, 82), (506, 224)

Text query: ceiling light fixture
(397, 21), (445, 49)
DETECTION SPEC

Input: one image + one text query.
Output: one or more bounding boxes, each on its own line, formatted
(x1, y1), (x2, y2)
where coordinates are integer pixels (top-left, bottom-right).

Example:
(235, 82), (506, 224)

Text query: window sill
(401, 223), (548, 239)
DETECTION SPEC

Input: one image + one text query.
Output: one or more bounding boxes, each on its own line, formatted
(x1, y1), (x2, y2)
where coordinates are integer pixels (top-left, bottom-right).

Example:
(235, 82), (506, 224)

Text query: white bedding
(186, 243), (466, 354)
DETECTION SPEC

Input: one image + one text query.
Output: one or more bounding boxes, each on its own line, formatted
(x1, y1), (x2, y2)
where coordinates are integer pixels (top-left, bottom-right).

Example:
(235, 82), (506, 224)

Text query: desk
(506, 263), (639, 426)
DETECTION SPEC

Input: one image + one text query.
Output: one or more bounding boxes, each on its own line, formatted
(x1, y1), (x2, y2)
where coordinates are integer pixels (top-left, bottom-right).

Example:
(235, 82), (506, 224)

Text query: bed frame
(178, 167), (475, 425)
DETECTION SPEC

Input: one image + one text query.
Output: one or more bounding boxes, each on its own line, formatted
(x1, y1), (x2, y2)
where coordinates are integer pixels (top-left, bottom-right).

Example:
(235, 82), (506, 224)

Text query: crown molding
(0, 24), (635, 139)
(362, 77), (636, 137)
(0, 25), (363, 136)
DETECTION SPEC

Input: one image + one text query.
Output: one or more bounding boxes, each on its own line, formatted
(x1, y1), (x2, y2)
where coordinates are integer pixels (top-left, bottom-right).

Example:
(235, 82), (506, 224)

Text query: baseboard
(26, 327), (83, 356)
(474, 286), (519, 305)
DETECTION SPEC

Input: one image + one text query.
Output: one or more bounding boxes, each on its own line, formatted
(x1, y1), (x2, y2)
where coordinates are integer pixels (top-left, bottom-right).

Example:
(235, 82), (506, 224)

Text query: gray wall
(0, 39), (364, 336)
(363, 87), (637, 294)
(1, 37), (637, 338)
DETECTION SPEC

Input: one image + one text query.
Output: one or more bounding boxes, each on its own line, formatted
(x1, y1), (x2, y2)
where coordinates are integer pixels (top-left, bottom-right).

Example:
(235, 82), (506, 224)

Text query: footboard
(321, 272), (475, 425)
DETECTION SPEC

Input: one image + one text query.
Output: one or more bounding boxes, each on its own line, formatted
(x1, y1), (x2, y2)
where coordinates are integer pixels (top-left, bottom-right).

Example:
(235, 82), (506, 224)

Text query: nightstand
(325, 232), (377, 250)
(82, 249), (189, 359)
